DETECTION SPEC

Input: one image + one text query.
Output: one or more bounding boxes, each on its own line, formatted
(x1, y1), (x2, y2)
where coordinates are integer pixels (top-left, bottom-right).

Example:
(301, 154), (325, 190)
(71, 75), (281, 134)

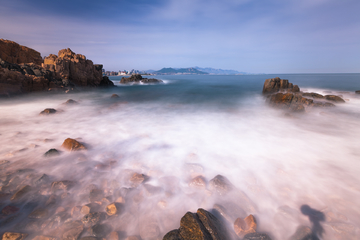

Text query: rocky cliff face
(0, 41), (114, 96)
(0, 39), (43, 65)
(42, 48), (103, 87)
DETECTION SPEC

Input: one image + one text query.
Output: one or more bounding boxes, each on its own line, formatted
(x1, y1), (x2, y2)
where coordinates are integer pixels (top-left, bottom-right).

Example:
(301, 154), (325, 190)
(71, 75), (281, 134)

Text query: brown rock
(302, 92), (324, 99)
(81, 212), (105, 226)
(89, 188), (103, 202)
(61, 138), (86, 151)
(40, 108), (56, 115)
(108, 232), (119, 240)
(234, 215), (257, 238)
(0, 39), (43, 65)
(111, 94), (119, 98)
(179, 212), (212, 240)
(324, 95), (345, 103)
(106, 202), (122, 216)
(125, 236), (141, 240)
(81, 203), (100, 215)
(129, 173), (146, 187)
(10, 185), (31, 201)
(64, 99), (78, 105)
(197, 208), (229, 240)
(2, 205), (19, 215)
(262, 77), (299, 94)
(2, 232), (28, 240)
(189, 176), (207, 188)
(355, 90), (360, 94)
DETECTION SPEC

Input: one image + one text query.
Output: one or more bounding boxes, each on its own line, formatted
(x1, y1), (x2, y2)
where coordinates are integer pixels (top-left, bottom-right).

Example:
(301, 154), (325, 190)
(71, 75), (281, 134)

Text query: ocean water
(0, 74), (360, 239)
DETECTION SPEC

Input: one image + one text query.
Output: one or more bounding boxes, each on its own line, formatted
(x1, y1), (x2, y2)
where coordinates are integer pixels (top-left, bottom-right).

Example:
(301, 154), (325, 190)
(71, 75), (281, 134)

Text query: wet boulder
(324, 95), (345, 103)
(44, 149), (60, 157)
(40, 108), (56, 115)
(179, 212), (212, 240)
(64, 99), (78, 105)
(61, 138), (86, 151)
(163, 230), (182, 240)
(90, 223), (112, 238)
(129, 173), (147, 187)
(209, 175), (233, 195)
(356, 90), (360, 94)
(197, 208), (229, 240)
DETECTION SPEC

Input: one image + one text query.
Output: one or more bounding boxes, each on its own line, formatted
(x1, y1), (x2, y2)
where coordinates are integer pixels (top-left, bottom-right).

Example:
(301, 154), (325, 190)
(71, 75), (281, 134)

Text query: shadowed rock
(40, 108), (56, 115)
(82, 212), (105, 227)
(91, 223), (112, 238)
(356, 90), (360, 94)
(64, 99), (78, 105)
(209, 175), (233, 195)
(179, 212), (212, 240)
(44, 149), (60, 157)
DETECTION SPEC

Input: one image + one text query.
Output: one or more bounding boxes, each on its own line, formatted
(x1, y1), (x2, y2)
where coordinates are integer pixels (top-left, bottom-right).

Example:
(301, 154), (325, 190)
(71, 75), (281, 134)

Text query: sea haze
(0, 74), (359, 239)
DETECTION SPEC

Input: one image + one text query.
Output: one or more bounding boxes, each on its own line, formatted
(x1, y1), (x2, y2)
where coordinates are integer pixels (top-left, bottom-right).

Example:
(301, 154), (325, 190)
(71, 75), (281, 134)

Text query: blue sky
(1, 0), (359, 73)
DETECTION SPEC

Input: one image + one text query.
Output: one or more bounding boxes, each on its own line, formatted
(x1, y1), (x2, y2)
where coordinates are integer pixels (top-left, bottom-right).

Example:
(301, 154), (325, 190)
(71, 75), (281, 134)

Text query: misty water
(1, 74), (360, 239)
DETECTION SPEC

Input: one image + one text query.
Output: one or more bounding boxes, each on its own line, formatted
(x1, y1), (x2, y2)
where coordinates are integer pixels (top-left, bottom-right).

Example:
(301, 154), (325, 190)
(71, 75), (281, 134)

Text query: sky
(1, 0), (359, 73)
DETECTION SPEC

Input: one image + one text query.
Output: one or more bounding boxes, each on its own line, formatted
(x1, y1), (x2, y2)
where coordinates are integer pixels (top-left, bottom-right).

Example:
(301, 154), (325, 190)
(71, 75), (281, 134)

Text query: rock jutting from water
(120, 74), (163, 84)
(262, 77), (345, 112)
(0, 39), (114, 97)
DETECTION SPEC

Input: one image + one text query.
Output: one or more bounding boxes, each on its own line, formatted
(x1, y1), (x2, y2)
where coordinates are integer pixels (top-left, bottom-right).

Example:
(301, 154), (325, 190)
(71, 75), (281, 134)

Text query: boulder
(100, 76), (115, 87)
(324, 95), (345, 103)
(81, 212), (105, 226)
(289, 226), (313, 240)
(111, 94), (120, 98)
(28, 208), (49, 219)
(64, 99), (78, 105)
(267, 93), (308, 112)
(10, 185), (31, 201)
(302, 93), (324, 99)
(61, 138), (86, 151)
(163, 208), (229, 240)
(90, 223), (112, 238)
(0, 39), (43, 65)
(44, 149), (60, 157)
(262, 77), (299, 94)
(356, 90), (360, 94)
(209, 175), (233, 195)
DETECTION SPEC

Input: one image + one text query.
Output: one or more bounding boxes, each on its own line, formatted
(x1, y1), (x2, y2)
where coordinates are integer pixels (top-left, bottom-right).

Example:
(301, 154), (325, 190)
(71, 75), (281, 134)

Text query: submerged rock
(209, 175), (233, 195)
(64, 99), (78, 105)
(1, 232), (28, 240)
(91, 223), (112, 238)
(106, 202), (123, 216)
(40, 108), (56, 115)
(324, 95), (345, 103)
(120, 74), (163, 84)
(1, 205), (19, 215)
(10, 185), (31, 201)
(234, 215), (257, 238)
(44, 148), (60, 157)
(111, 94), (119, 98)
(61, 138), (86, 151)
(81, 212), (105, 226)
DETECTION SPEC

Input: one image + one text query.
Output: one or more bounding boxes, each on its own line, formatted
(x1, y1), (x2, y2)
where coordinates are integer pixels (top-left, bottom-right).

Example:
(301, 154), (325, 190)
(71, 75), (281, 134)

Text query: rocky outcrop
(0, 39), (43, 65)
(0, 40), (114, 96)
(120, 74), (163, 84)
(262, 78), (344, 112)
(42, 48), (104, 87)
(262, 77), (299, 94)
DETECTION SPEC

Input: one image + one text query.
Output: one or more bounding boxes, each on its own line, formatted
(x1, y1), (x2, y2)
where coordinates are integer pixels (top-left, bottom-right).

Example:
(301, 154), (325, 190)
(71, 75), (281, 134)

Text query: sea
(0, 73), (359, 239)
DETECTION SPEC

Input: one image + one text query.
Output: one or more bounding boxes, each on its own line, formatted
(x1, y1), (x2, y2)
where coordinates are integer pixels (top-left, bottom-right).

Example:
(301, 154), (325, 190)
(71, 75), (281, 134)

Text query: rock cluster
(262, 77), (345, 112)
(0, 40), (114, 96)
(120, 74), (163, 84)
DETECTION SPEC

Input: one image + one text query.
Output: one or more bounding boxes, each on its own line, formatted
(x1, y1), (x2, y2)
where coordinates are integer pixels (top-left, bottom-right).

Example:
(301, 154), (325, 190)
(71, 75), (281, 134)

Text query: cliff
(0, 40), (113, 96)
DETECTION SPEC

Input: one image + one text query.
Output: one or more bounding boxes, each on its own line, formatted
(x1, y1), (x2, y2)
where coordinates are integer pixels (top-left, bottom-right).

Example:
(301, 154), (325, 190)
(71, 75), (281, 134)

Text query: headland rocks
(120, 74), (163, 84)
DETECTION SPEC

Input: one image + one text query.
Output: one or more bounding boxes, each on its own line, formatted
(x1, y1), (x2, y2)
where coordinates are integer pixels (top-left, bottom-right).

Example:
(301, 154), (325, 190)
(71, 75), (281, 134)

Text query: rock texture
(120, 74), (163, 84)
(0, 40), (114, 96)
(163, 208), (229, 240)
(0, 39), (43, 65)
(61, 138), (86, 151)
(263, 77), (344, 112)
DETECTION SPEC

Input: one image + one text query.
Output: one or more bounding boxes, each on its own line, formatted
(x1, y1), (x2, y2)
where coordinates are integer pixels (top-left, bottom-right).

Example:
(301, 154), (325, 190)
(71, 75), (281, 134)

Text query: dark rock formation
(163, 208), (229, 240)
(209, 175), (233, 195)
(0, 39), (43, 65)
(262, 77), (299, 94)
(120, 74), (163, 84)
(40, 108), (57, 115)
(356, 90), (360, 94)
(302, 92), (324, 99)
(324, 95), (345, 103)
(64, 99), (78, 105)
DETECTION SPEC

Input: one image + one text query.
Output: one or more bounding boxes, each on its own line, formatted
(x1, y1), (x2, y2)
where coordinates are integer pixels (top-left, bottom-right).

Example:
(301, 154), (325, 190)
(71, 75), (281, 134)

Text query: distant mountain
(153, 67), (208, 75)
(194, 67), (246, 75)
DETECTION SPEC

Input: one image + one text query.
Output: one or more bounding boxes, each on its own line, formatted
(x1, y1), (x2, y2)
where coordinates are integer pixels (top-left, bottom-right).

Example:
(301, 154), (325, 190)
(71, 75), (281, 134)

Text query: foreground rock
(2, 232), (28, 240)
(0, 39), (114, 96)
(61, 138), (86, 151)
(120, 74), (163, 84)
(163, 208), (229, 240)
(263, 77), (344, 112)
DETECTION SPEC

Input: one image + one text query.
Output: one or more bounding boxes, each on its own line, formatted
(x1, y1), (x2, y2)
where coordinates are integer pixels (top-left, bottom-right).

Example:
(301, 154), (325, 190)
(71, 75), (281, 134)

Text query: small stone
(81, 203), (99, 215)
(40, 108), (56, 115)
(2, 206), (19, 215)
(28, 208), (48, 219)
(61, 138), (86, 151)
(106, 203), (122, 216)
(10, 185), (31, 201)
(129, 173), (146, 187)
(2, 232), (28, 240)
(111, 94), (119, 98)
(81, 212), (104, 226)
(189, 176), (207, 188)
(44, 149), (61, 157)
(64, 99), (78, 105)
(90, 223), (112, 238)
(234, 215), (257, 238)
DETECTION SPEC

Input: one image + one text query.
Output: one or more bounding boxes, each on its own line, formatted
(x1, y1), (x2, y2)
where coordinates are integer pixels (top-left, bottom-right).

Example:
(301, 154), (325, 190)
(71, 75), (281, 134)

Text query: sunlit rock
(61, 138), (86, 151)
(234, 214), (257, 238)
(106, 202), (123, 216)
(1, 232), (28, 240)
